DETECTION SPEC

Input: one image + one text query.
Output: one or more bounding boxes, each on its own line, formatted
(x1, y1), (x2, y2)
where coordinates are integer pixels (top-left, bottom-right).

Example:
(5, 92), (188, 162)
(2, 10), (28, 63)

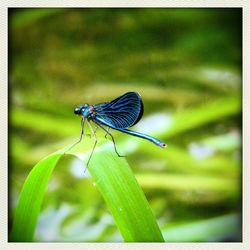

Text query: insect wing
(93, 92), (143, 129)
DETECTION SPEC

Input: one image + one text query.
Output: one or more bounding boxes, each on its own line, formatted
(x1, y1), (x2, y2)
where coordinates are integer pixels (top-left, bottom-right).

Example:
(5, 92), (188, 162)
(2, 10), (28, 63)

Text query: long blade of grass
(10, 138), (164, 242)
(86, 144), (164, 242)
(10, 151), (63, 241)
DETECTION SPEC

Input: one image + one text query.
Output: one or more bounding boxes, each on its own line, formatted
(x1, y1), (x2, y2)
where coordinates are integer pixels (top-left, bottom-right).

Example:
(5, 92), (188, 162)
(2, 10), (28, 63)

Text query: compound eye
(74, 107), (81, 115)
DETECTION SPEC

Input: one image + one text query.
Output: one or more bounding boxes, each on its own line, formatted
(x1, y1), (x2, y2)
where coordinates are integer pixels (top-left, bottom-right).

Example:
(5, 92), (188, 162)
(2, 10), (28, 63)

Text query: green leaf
(87, 145), (164, 242)
(10, 151), (63, 241)
(10, 138), (164, 242)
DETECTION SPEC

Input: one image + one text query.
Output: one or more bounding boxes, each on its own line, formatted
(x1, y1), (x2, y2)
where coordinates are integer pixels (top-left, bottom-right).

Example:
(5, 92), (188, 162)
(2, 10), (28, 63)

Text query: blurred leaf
(136, 173), (239, 194)
(162, 213), (240, 241)
(140, 143), (239, 177)
(11, 108), (77, 137)
(84, 82), (210, 106)
(10, 138), (164, 242)
(10, 9), (64, 29)
(164, 97), (240, 138)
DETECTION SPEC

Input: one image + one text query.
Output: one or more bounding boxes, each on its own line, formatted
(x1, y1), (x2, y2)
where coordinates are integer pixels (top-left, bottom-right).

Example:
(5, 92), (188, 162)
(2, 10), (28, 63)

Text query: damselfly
(71, 92), (166, 166)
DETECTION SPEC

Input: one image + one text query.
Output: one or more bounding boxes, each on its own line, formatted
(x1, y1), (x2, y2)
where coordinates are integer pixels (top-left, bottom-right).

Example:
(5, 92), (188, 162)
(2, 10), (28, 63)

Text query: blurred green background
(9, 8), (242, 242)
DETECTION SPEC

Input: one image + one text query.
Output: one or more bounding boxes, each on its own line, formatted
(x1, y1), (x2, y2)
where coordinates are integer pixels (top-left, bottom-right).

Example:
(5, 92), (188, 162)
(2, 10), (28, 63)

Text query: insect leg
(85, 120), (98, 168)
(94, 125), (99, 133)
(67, 117), (85, 152)
(104, 127), (110, 138)
(93, 121), (125, 158)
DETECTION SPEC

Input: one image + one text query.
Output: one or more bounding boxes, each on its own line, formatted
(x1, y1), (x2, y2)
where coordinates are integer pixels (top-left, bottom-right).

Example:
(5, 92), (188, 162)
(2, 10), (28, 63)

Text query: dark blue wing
(93, 92), (144, 129)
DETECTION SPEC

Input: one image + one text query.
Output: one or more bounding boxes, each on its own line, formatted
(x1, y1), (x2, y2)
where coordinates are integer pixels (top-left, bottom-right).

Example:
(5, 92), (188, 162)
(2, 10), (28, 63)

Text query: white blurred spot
(136, 113), (173, 135)
(203, 130), (240, 151)
(188, 143), (215, 159)
(35, 204), (72, 241)
(70, 158), (90, 179)
(199, 68), (240, 87)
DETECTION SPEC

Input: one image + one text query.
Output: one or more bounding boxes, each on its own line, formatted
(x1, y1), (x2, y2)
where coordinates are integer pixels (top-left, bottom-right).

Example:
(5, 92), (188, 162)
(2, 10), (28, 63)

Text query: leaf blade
(10, 152), (62, 241)
(86, 148), (164, 242)
(10, 139), (164, 242)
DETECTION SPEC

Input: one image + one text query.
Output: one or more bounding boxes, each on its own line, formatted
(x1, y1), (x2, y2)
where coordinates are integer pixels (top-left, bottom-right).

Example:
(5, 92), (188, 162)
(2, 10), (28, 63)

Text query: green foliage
(10, 139), (164, 242)
(9, 8), (241, 242)
(10, 9), (65, 29)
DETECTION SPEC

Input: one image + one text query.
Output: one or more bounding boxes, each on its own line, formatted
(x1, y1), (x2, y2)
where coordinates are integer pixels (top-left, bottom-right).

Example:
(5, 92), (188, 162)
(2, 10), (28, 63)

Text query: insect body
(72, 92), (166, 166)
